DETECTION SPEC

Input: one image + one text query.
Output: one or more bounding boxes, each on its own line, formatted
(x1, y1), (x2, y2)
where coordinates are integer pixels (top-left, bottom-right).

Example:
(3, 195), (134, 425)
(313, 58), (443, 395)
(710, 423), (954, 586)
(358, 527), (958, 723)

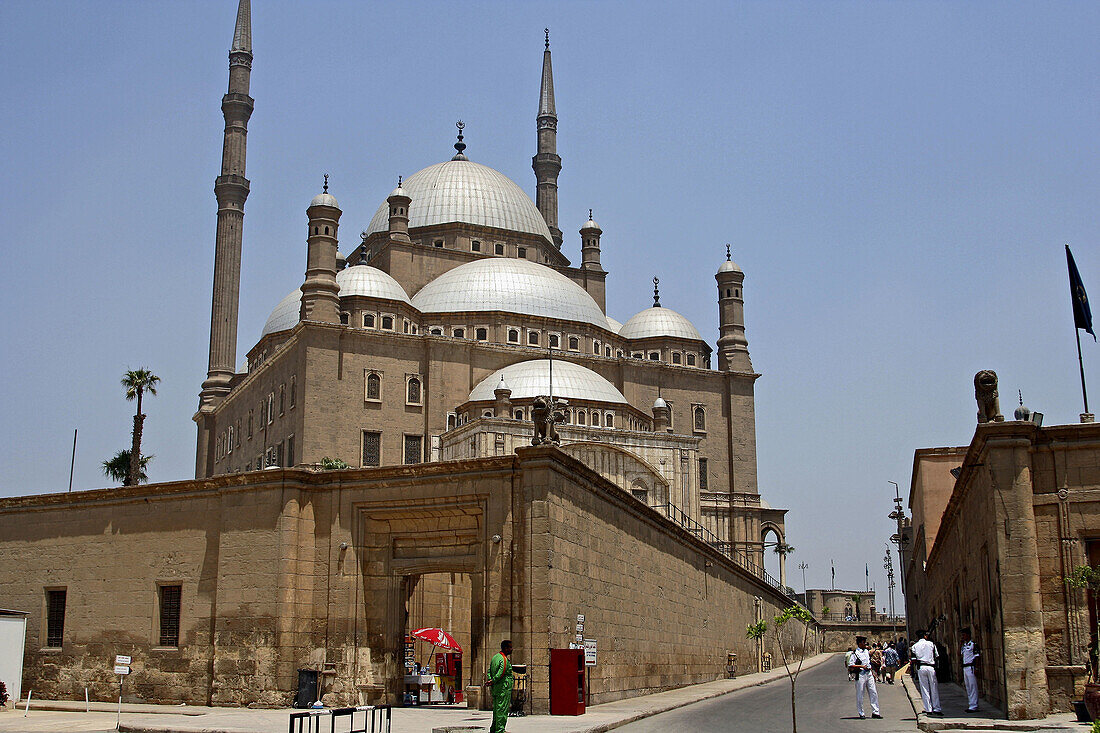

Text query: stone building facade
(905, 419), (1100, 719)
(0, 446), (817, 709)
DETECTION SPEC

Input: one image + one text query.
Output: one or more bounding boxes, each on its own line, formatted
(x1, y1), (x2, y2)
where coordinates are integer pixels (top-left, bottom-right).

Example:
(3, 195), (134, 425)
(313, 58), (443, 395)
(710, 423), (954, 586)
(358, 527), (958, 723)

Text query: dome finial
(653, 277), (661, 308)
(726, 243), (731, 261)
(1015, 389), (1032, 421)
(589, 208), (593, 220)
(452, 120), (468, 160)
(323, 173), (329, 194)
(545, 28), (550, 50)
(397, 175), (402, 187)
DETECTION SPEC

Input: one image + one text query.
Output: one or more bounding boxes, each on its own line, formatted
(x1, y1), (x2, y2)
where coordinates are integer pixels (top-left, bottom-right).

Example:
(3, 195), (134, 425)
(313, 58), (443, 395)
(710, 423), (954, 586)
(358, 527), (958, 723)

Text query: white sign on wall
(114, 655), (131, 666)
(583, 639), (597, 666)
(114, 665), (131, 676)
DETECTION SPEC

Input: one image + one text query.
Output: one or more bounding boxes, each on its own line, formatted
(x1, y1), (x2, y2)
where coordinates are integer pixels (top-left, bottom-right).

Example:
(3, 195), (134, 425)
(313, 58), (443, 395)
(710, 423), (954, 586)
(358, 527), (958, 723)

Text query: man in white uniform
(851, 636), (882, 719)
(961, 628), (980, 712)
(911, 630), (942, 715)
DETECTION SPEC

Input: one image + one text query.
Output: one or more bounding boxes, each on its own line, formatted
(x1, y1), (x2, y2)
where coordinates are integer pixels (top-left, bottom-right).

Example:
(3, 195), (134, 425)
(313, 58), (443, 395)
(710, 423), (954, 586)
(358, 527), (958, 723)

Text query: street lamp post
(887, 480), (910, 639)
(798, 561), (809, 595)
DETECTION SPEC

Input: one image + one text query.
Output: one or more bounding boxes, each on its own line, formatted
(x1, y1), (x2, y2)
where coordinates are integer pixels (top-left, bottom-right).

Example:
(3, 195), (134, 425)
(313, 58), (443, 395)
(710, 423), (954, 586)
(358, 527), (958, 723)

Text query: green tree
(1065, 565), (1100, 681)
(122, 369), (160, 486)
(746, 604), (818, 733)
(103, 449), (152, 485)
(848, 593), (864, 621)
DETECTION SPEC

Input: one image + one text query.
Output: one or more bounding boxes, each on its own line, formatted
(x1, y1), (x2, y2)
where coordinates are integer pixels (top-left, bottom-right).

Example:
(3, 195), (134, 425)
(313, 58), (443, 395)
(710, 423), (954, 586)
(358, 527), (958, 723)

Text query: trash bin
(295, 669), (319, 709)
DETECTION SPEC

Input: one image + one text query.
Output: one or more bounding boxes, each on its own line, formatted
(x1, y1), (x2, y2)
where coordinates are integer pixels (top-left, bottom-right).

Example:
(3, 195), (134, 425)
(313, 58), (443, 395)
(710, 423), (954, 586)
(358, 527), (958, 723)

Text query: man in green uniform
(487, 639), (513, 733)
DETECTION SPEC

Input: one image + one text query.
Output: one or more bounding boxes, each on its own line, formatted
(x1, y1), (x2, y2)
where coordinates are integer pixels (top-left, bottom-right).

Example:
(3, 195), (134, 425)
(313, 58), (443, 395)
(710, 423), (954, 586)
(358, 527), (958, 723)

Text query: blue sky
(1, 1), (1097, 602)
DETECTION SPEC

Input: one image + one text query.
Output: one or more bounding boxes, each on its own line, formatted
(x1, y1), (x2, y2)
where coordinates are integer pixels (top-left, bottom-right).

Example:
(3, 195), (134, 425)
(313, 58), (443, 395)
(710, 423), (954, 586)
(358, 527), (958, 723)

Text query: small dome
(1015, 402), (1032, 421)
(718, 259), (741, 274)
(495, 376), (511, 393)
(310, 192), (339, 209)
(469, 360), (627, 404)
(605, 316), (623, 334)
(412, 258), (609, 329)
(620, 306), (704, 341)
(365, 159), (553, 241)
(388, 185), (409, 199)
(653, 397), (668, 410)
(581, 216), (601, 231)
(261, 266), (411, 337)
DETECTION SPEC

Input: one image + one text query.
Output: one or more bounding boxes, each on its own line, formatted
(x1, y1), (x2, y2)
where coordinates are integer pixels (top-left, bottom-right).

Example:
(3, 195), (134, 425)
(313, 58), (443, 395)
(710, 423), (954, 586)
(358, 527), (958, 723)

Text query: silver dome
(605, 316), (623, 334)
(468, 359), (627, 404)
(261, 266), (410, 337)
(717, 259), (742, 274)
(365, 160), (553, 241)
(310, 192), (339, 208)
(411, 258), (609, 329)
(652, 397), (667, 409)
(619, 306), (704, 341)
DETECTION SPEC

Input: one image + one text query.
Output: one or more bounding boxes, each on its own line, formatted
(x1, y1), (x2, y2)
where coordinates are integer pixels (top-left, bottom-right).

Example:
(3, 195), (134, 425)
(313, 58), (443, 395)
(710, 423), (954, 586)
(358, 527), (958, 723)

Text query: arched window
(686, 353), (696, 366)
(406, 377), (422, 405)
(452, 328), (465, 338)
(447, 413), (458, 430)
(568, 336), (579, 351)
(325, 226), (330, 235)
(605, 413), (614, 428)
(549, 334), (560, 348)
(693, 406), (706, 432)
(381, 315), (394, 330)
(508, 329), (520, 343)
(577, 411), (586, 426)
(483, 410), (494, 418)
(430, 327), (443, 336)
(591, 411), (600, 427)
(514, 408), (524, 420)
(365, 372), (381, 401)
(475, 327), (488, 341)
(528, 331), (540, 346)
(672, 352), (682, 364)
(363, 313), (375, 328)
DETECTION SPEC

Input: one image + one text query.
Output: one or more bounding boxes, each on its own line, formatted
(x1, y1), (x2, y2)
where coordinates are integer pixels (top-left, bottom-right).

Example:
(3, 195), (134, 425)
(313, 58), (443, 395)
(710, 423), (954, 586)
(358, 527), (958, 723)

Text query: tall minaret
(716, 245), (752, 372)
(199, 0), (253, 413)
(532, 29), (563, 248)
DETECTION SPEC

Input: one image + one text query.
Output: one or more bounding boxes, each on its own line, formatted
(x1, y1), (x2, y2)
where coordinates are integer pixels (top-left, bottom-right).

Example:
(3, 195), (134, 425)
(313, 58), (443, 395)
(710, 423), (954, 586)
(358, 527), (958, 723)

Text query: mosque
(0, 1), (813, 711)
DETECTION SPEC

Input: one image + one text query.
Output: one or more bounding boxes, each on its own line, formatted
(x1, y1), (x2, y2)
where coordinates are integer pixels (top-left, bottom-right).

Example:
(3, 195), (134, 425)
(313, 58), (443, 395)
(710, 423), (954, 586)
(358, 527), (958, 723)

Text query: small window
(699, 458), (708, 491)
(286, 435), (295, 466)
(279, 384), (286, 415)
(735, 289), (740, 297)
(495, 243), (504, 255)
(483, 410), (494, 418)
(577, 411), (586, 425)
(158, 585), (182, 647)
(726, 288), (732, 298)
(617, 350), (624, 358)
(289, 376), (296, 408)
(694, 406), (706, 432)
(508, 329), (520, 343)
(45, 588), (66, 647)
(471, 240), (481, 252)
(591, 412), (600, 427)
(404, 435), (424, 464)
(672, 352), (682, 364)
(605, 346), (612, 357)
(410, 323), (418, 335)
(433, 239), (444, 248)
(632, 352), (643, 359)
(631, 488), (648, 503)
(247, 410), (253, 438)
(648, 352), (660, 361)
(475, 327), (488, 341)
(363, 313), (376, 328)
(549, 334), (560, 348)
(605, 413), (614, 428)
(381, 315), (394, 330)
(568, 336), (580, 351)
(267, 393), (275, 424)
(528, 331), (540, 345)
(365, 372), (381, 402)
(514, 408), (524, 420)
(447, 413), (458, 430)
(340, 312), (350, 325)
(517, 247), (527, 259)
(227, 426), (234, 453)
(687, 354), (696, 366)
(406, 376), (422, 405)
(362, 431), (381, 467)
(403, 320), (410, 334)
(593, 340), (600, 354)
(430, 327), (444, 336)
(453, 328), (465, 339)
(325, 226), (330, 235)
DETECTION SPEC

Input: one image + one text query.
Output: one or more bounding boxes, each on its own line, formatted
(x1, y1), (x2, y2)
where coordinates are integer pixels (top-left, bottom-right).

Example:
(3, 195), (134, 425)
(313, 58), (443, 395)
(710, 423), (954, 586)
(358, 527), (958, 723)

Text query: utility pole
(798, 561), (809, 595)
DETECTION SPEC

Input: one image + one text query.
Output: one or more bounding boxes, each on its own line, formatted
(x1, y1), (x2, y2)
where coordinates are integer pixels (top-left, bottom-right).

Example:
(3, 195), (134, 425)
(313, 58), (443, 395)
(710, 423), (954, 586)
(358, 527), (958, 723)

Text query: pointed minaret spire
(653, 277), (662, 307)
(533, 29), (563, 248)
(197, 0), (255, 476)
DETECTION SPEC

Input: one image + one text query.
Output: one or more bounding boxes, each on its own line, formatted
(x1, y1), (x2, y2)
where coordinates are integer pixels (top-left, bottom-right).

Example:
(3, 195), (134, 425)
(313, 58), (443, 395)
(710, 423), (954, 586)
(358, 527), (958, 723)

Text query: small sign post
(113, 655), (131, 730)
(583, 639), (597, 667)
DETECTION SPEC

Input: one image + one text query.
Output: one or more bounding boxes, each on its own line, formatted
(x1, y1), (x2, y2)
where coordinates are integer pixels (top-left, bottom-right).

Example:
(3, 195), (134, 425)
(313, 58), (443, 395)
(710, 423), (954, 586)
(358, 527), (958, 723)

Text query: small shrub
(0, 679), (9, 706)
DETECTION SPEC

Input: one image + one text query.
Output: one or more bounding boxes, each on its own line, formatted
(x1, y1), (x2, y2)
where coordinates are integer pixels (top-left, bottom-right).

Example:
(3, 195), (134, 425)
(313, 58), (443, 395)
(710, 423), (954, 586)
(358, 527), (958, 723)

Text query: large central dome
(411, 258), (608, 328)
(365, 160), (553, 241)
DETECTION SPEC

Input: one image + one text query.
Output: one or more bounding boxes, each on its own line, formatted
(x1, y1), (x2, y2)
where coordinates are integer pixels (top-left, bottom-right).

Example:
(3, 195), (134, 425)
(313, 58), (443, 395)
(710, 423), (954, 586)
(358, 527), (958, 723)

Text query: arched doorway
(761, 523), (787, 589)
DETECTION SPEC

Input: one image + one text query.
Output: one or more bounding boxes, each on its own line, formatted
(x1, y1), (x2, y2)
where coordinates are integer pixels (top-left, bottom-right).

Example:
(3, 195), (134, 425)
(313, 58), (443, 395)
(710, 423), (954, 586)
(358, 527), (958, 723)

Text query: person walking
(911, 630), (942, 715)
(870, 643), (884, 682)
(851, 636), (882, 719)
(845, 647), (857, 681)
(487, 640), (514, 733)
(883, 643), (900, 684)
(960, 628), (980, 712)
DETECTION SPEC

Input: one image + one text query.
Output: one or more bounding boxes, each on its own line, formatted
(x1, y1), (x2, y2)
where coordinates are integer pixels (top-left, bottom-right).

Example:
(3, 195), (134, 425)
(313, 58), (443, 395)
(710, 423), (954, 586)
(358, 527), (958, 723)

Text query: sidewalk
(3, 652), (837, 733)
(899, 667), (1081, 732)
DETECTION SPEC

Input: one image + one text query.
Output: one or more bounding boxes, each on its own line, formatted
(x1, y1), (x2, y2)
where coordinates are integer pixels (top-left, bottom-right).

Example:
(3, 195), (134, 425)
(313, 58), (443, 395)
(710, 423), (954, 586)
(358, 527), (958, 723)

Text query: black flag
(1067, 245), (1095, 340)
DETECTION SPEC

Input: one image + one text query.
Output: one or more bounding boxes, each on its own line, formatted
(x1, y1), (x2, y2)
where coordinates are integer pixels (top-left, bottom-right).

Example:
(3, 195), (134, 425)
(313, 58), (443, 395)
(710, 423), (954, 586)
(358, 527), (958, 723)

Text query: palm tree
(122, 369), (160, 486)
(103, 450), (152, 485)
(848, 593), (864, 621)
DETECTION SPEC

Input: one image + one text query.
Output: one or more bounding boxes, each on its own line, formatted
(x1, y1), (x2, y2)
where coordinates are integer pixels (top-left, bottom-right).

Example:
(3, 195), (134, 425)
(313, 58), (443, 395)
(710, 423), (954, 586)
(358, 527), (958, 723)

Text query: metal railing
(651, 502), (792, 597)
(289, 705), (391, 733)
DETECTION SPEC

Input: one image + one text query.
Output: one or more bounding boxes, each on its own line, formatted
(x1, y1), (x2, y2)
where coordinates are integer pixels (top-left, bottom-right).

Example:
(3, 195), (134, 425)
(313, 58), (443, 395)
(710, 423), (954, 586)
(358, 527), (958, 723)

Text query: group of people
(844, 628), (981, 720)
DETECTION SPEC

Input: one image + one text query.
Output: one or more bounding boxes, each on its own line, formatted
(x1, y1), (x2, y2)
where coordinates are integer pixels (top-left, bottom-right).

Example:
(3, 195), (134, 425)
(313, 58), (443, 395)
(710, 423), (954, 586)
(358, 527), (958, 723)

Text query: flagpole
(1077, 326), (1090, 415)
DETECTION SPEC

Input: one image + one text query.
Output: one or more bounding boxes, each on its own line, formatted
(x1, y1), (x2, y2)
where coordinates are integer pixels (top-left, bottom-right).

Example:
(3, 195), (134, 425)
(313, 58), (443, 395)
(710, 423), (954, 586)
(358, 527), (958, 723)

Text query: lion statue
(974, 370), (1004, 423)
(531, 395), (561, 445)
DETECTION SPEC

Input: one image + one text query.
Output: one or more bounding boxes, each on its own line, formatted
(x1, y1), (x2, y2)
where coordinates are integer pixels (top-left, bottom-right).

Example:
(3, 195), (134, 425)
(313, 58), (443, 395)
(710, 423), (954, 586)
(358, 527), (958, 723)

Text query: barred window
(699, 458), (708, 491)
(404, 435), (423, 464)
(46, 589), (66, 647)
(406, 377), (422, 405)
(159, 585), (182, 647)
(366, 372), (381, 401)
(694, 406), (706, 432)
(362, 431), (381, 467)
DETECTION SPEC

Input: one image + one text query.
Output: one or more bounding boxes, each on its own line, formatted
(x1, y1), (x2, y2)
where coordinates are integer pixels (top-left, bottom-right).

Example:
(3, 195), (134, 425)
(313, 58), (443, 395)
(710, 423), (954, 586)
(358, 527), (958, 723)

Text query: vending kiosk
(549, 648), (585, 715)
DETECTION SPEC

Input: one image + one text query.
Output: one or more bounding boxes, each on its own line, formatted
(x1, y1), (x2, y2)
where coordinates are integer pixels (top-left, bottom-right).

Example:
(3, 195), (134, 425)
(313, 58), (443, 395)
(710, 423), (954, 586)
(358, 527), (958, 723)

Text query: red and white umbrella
(411, 627), (462, 652)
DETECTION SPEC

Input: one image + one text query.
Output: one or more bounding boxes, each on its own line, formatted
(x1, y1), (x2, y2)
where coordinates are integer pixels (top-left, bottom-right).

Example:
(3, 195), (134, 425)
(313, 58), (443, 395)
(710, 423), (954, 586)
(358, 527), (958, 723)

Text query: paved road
(618, 658), (918, 733)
